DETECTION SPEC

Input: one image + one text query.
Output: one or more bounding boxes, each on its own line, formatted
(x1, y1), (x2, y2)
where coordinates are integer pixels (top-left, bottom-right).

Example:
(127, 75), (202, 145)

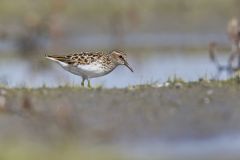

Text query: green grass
(0, 0), (239, 22)
(0, 142), (127, 160)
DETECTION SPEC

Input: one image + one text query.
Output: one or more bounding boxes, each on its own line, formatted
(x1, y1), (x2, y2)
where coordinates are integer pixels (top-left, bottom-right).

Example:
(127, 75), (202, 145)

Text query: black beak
(124, 61), (134, 72)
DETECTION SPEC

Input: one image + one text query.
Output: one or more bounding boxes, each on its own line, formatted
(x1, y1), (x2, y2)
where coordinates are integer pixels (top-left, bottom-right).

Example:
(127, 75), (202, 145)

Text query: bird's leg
(87, 79), (91, 88)
(227, 51), (236, 69)
(81, 78), (85, 87)
(238, 54), (240, 68)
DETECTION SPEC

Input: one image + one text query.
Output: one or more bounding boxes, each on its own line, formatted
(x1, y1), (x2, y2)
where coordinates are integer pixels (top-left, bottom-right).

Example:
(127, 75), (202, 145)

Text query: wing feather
(45, 52), (104, 65)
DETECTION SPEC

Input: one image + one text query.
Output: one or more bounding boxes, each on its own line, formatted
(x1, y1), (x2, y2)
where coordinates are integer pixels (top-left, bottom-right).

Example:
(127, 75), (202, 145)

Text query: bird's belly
(63, 63), (111, 78)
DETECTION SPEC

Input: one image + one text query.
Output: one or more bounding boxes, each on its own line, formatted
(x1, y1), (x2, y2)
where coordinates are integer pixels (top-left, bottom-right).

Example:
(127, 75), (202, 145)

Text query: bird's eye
(119, 55), (123, 59)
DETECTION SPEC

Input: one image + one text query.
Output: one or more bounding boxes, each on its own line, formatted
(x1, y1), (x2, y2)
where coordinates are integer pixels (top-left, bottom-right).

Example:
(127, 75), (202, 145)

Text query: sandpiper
(209, 42), (237, 77)
(45, 50), (133, 87)
(227, 18), (240, 67)
(227, 18), (240, 48)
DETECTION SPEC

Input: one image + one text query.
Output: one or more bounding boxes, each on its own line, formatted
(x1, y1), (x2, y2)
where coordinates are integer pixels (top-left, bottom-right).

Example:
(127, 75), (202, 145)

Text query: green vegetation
(0, 143), (126, 160)
(1, 0), (239, 33)
(0, 0), (239, 18)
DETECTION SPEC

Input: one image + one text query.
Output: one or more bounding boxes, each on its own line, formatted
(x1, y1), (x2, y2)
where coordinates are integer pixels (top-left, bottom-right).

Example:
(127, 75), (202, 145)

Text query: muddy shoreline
(0, 81), (239, 143)
(0, 81), (240, 159)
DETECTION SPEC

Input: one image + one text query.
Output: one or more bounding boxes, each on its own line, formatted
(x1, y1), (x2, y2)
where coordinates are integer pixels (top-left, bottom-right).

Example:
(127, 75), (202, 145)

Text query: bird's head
(110, 50), (133, 72)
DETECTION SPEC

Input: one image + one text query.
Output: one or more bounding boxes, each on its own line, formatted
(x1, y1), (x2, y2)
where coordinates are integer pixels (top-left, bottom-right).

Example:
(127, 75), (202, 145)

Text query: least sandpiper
(227, 18), (240, 47)
(209, 42), (236, 77)
(45, 50), (133, 87)
(227, 18), (240, 68)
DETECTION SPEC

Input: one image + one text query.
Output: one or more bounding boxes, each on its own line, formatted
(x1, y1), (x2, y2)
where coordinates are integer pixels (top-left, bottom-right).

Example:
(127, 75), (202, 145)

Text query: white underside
(46, 57), (114, 79)
(65, 63), (111, 78)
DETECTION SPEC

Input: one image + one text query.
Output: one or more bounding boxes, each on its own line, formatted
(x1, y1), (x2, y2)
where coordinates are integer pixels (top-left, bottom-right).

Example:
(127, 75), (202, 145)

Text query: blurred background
(0, 0), (240, 87)
(2, 1), (240, 160)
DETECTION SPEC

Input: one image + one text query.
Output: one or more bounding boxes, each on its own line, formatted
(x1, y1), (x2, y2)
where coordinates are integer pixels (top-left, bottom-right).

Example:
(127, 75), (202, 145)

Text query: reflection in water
(0, 52), (231, 88)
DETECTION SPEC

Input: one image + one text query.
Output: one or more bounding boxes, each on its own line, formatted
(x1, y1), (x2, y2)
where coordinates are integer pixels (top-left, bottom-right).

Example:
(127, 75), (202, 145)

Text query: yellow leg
(87, 80), (91, 88)
(81, 79), (85, 87)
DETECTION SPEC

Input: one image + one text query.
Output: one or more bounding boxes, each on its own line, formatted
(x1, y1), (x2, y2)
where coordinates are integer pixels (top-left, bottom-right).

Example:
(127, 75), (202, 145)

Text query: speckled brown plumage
(46, 51), (106, 66)
(45, 50), (133, 87)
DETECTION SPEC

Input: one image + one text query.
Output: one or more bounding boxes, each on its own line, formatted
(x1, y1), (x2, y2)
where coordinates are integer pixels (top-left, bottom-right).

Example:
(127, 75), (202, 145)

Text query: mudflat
(0, 80), (240, 159)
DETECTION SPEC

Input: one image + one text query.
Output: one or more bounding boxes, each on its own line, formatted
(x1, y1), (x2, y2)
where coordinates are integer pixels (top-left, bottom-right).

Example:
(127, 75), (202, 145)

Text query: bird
(208, 42), (236, 77)
(227, 18), (240, 67)
(45, 50), (133, 87)
(227, 17), (240, 48)
(208, 18), (240, 78)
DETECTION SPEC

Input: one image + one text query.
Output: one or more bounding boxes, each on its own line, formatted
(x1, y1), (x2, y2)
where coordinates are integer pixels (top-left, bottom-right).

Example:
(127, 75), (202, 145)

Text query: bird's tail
(45, 54), (65, 62)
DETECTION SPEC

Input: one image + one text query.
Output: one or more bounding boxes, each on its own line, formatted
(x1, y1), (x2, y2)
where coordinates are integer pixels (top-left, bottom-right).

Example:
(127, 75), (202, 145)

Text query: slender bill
(124, 61), (134, 72)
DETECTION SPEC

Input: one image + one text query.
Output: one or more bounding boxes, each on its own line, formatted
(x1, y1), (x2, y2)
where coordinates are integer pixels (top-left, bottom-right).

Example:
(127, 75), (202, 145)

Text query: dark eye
(119, 55), (123, 59)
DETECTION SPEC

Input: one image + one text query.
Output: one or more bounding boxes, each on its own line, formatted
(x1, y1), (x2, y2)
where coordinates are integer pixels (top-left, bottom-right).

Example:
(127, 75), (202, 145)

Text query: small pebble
(128, 86), (137, 91)
(207, 89), (213, 96)
(164, 82), (170, 87)
(175, 82), (183, 89)
(203, 97), (210, 104)
(152, 83), (163, 88)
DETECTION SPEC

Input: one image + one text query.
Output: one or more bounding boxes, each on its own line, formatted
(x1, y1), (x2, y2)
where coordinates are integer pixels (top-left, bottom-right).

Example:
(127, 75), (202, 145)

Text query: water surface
(0, 51), (231, 87)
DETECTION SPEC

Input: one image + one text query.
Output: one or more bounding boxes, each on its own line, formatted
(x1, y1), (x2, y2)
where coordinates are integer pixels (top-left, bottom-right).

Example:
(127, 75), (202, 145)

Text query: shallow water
(0, 52), (232, 88)
(123, 134), (240, 160)
(0, 52), (240, 160)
